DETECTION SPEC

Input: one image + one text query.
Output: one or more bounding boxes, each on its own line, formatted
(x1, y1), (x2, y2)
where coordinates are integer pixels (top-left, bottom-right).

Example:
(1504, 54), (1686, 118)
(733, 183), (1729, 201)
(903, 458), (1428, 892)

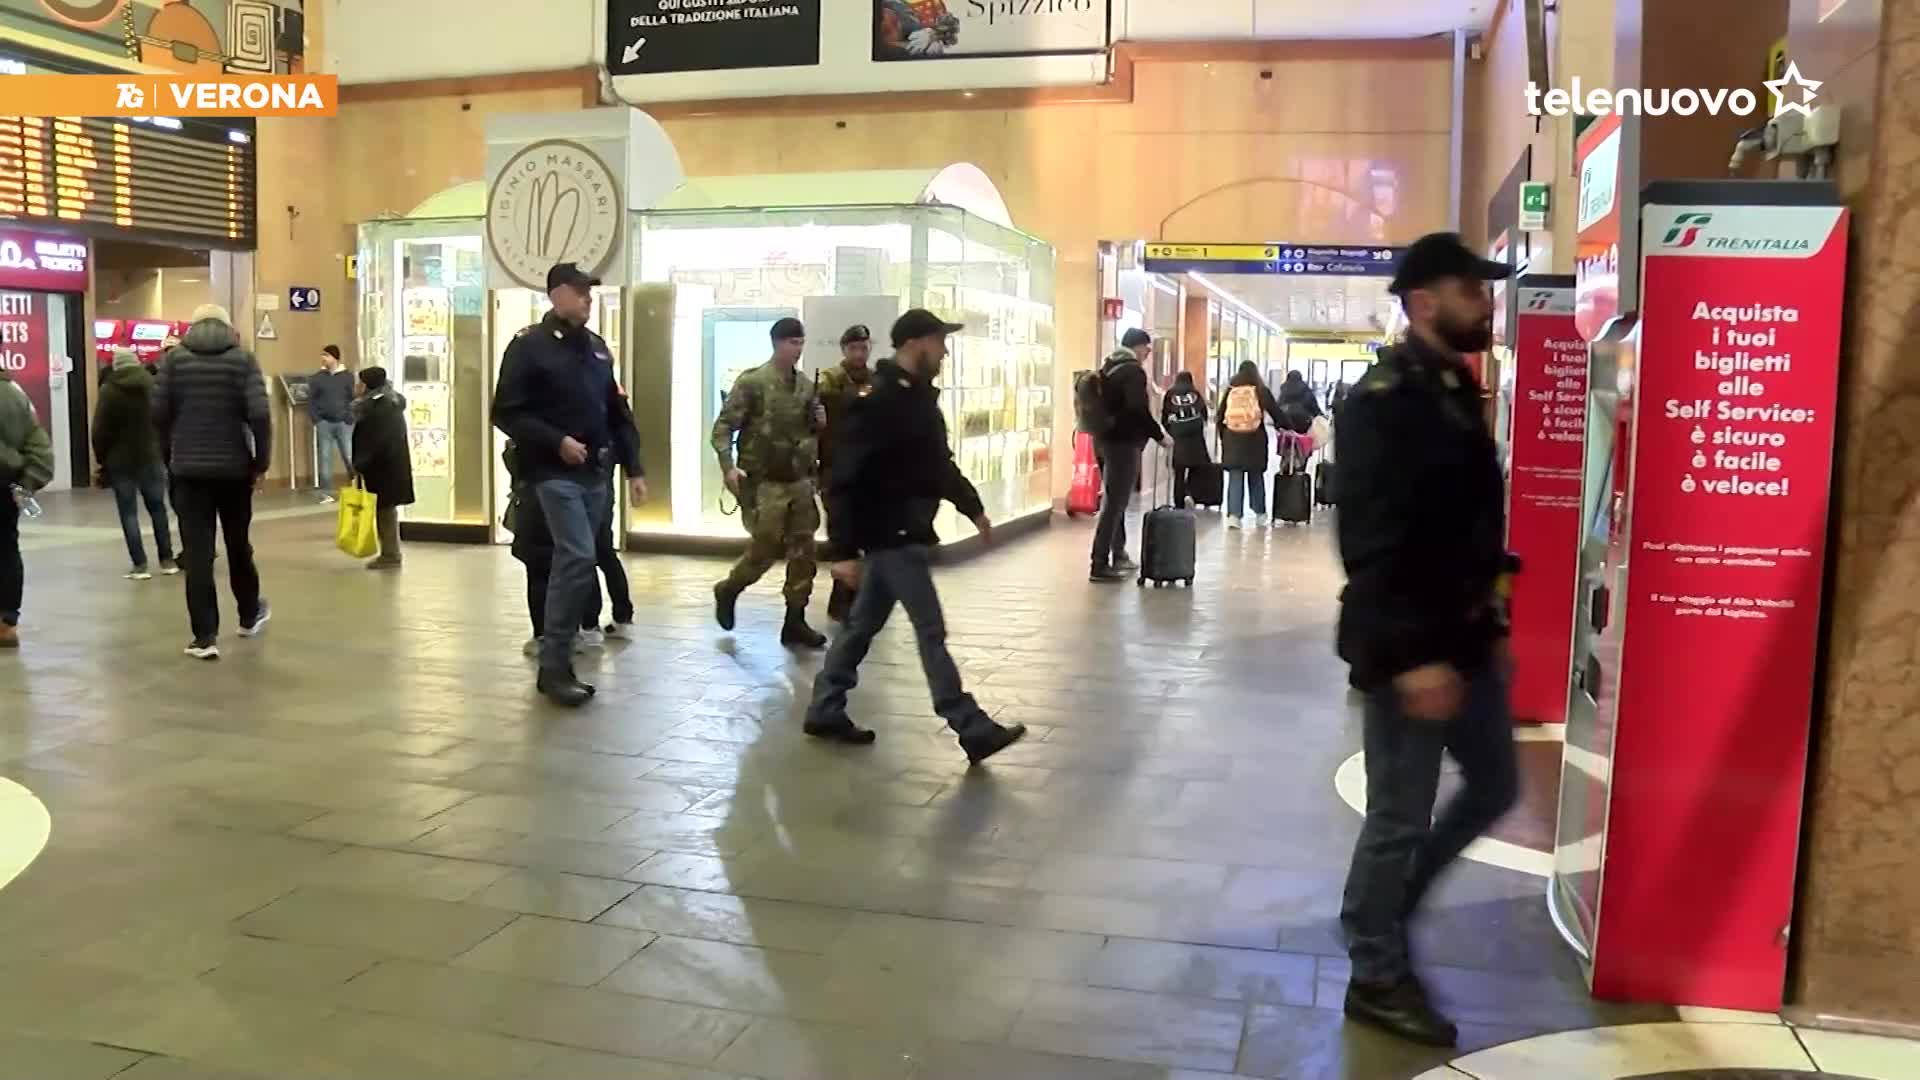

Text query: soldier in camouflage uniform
(711, 317), (828, 648)
(814, 324), (875, 622)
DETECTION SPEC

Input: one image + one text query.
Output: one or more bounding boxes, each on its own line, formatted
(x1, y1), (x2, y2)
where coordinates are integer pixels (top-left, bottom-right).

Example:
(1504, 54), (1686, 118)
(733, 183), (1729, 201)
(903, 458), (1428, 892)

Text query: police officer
(492, 262), (646, 707)
(1336, 233), (1519, 1046)
(711, 316), (827, 648)
(805, 309), (1027, 765)
(815, 323), (875, 622)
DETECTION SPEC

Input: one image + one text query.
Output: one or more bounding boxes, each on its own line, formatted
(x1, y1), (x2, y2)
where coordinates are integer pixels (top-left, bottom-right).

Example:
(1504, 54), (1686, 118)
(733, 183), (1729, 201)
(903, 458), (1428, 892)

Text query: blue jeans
(1340, 661), (1519, 985)
(533, 473), (611, 674)
(111, 462), (173, 569)
(808, 545), (995, 737)
(315, 419), (353, 489)
(1227, 468), (1267, 518)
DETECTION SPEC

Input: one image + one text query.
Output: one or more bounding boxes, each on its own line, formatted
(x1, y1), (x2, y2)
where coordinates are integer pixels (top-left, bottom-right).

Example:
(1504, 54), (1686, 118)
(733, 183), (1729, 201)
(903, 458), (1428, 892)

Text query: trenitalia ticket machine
(1550, 181), (1848, 1009)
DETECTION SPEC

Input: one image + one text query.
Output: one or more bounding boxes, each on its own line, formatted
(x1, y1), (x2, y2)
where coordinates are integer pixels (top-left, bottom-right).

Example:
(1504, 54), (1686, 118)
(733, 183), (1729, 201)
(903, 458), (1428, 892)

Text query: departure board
(0, 114), (256, 248)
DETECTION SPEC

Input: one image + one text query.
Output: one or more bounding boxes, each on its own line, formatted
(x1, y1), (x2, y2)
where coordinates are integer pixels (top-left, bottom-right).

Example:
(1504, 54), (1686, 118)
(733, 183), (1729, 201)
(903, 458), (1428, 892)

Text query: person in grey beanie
(93, 346), (175, 579)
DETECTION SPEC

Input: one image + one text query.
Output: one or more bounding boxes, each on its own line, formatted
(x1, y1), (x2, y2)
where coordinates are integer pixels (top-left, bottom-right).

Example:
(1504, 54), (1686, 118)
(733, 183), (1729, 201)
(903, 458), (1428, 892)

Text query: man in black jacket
(1090, 328), (1167, 582)
(153, 304), (273, 660)
(491, 263), (646, 707)
(1335, 233), (1519, 1047)
(804, 309), (1027, 765)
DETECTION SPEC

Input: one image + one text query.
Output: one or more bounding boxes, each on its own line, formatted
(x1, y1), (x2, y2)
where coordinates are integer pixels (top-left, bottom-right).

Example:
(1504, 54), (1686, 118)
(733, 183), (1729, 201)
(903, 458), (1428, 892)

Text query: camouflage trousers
(723, 478), (818, 607)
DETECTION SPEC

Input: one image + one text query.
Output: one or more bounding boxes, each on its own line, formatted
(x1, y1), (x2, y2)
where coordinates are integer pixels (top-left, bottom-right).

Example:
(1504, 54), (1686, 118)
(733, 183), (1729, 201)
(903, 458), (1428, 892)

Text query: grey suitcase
(1139, 451), (1196, 587)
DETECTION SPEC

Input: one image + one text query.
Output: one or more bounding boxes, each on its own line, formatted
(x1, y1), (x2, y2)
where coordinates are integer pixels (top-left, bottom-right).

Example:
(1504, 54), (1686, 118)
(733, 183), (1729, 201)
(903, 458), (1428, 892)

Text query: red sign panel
(1573, 113), (1623, 343)
(1593, 201), (1848, 1009)
(0, 227), (89, 293)
(0, 291), (52, 433)
(1505, 284), (1584, 725)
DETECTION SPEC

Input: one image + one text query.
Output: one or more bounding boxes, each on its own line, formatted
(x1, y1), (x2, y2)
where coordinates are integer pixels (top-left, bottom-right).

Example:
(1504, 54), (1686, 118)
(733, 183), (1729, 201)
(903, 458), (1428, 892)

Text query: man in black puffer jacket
(153, 304), (273, 660)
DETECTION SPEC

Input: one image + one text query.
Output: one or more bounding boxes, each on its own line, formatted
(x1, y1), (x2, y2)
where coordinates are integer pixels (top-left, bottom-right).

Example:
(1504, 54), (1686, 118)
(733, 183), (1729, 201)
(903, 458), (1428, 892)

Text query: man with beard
(1335, 232), (1519, 1047)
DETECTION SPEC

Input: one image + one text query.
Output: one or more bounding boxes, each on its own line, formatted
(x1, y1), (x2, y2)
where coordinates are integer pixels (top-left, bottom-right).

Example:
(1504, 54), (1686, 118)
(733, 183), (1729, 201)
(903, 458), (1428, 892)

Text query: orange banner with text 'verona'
(0, 76), (337, 118)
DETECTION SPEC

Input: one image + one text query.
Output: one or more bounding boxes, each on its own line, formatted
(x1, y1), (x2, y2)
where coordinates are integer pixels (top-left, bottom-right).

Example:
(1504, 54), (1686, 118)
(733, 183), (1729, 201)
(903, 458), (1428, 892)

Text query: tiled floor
(2, 491), (1914, 1079)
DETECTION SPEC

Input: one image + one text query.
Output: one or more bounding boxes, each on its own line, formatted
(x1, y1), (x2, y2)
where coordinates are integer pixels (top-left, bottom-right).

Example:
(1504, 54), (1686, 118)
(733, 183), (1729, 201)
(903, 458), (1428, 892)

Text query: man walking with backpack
(1084, 328), (1166, 583)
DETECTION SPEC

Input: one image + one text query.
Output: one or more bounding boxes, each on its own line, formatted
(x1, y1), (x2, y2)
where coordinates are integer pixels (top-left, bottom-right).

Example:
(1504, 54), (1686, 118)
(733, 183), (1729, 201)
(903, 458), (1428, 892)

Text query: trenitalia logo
(1662, 213), (1714, 248)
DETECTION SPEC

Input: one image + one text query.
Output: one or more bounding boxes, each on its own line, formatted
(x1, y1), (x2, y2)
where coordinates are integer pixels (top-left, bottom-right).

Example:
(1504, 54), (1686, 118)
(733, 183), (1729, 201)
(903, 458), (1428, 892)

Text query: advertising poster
(605, 0), (821, 75)
(1573, 113), (1622, 343)
(1504, 279), (1584, 725)
(1596, 197), (1848, 1007)
(406, 382), (452, 479)
(0, 290), (51, 431)
(875, 0), (1108, 60)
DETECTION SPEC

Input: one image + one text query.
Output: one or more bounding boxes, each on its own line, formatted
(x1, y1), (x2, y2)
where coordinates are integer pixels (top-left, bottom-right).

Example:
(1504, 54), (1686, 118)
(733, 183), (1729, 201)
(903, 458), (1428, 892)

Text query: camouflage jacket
(0, 375), (53, 493)
(814, 361), (873, 475)
(711, 360), (820, 482)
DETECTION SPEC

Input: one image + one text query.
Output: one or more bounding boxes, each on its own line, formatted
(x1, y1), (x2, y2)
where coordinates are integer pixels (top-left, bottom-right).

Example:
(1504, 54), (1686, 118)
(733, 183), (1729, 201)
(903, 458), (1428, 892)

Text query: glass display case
(356, 216), (492, 535)
(631, 202), (1055, 543)
(360, 193), (1057, 549)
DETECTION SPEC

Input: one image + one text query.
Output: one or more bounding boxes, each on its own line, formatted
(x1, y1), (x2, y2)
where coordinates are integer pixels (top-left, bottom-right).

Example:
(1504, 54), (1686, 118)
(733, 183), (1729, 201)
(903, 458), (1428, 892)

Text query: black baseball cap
(546, 262), (600, 292)
(890, 308), (964, 348)
(840, 324), (871, 346)
(1120, 328), (1152, 348)
(770, 317), (805, 341)
(1388, 232), (1514, 297)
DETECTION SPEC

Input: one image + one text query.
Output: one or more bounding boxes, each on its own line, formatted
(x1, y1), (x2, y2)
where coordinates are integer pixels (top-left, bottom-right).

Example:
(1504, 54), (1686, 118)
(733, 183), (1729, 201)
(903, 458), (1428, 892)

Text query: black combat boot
(714, 581), (740, 631)
(536, 667), (595, 708)
(780, 607), (827, 649)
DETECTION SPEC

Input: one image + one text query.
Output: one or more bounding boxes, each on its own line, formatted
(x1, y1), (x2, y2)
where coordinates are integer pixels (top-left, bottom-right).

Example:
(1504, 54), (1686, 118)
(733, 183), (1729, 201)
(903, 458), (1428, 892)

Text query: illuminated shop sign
(0, 226), (90, 292)
(1143, 243), (1403, 277)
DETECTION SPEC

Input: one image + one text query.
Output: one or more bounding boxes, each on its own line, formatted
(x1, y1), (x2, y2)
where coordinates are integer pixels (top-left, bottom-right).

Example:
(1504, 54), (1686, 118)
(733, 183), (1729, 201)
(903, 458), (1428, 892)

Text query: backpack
(1074, 369), (1114, 436)
(1222, 385), (1263, 434)
(1164, 390), (1205, 437)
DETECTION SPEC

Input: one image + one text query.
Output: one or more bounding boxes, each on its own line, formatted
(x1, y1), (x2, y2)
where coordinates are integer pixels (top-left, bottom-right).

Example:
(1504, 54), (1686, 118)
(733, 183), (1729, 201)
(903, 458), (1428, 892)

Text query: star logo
(1764, 61), (1822, 118)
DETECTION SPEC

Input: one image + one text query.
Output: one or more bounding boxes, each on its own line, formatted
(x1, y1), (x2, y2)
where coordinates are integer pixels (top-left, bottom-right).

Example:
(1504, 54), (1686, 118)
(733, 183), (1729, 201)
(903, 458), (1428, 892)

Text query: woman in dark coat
(1160, 370), (1212, 507)
(349, 367), (414, 570)
(1215, 360), (1290, 527)
(1277, 369), (1324, 432)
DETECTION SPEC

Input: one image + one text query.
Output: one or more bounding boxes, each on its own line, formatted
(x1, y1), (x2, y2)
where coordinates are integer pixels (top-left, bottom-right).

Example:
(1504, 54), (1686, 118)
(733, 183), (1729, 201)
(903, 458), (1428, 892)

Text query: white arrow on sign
(622, 37), (646, 64)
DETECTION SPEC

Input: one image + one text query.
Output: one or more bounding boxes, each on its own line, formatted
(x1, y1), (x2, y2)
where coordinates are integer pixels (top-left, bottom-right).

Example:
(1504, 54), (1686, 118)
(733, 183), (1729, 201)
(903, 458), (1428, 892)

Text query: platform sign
(1143, 243), (1401, 276)
(289, 286), (320, 311)
(1504, 276), (1583, 725)
(1582, 188), (1847, 1009)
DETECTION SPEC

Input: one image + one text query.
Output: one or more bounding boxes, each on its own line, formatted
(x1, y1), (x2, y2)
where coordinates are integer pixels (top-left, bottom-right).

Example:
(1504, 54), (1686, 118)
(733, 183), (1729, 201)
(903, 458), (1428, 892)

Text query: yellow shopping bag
(335, 480), (379, 558)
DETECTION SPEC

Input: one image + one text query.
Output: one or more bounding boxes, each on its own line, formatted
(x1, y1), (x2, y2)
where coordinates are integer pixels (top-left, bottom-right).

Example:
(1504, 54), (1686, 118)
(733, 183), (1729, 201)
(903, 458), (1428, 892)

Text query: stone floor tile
(453, 914), (655, 986)
(1086, 939), (1317, 1005)
(232, 886), (518, 961)
(594, 885), (853, 952)
(600, 934), (832, 1012)
(1005, 983), (1248, 1072)
(513, 1047), (751, 1080)
(468, 869), (640, 921)
(909, 1040), (1166, 1080)
(302, 844), (513, 902)
(627, 851), (753, 892)
(0, 1035), (148, 1080)
(710, 1017), (925, 1080)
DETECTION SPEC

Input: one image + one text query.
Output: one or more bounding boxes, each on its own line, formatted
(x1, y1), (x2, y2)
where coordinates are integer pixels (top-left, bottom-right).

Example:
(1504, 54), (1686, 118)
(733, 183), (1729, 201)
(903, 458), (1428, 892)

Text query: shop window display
(633, 204), (1055, 542)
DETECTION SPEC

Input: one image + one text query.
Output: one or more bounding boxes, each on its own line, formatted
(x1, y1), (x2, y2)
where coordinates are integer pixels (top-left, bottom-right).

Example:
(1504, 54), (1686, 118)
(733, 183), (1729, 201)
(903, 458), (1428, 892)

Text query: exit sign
(1519, 181), (1552, 231)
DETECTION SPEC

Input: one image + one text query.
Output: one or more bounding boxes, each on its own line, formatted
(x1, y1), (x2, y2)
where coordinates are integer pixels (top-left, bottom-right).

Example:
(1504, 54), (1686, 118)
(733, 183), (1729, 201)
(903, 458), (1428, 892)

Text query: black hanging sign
(605, 0), (822, 75)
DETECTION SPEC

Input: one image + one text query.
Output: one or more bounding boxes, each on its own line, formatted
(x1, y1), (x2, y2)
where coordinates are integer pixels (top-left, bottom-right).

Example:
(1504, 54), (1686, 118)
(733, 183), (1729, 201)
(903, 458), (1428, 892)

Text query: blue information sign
(1142, 243), (1403, 277)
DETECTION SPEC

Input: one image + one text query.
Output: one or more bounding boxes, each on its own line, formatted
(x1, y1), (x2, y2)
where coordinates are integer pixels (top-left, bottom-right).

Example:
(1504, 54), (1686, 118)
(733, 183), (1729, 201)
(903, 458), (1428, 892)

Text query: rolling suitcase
(1274, 433), (1313, 524)
(1067, 432), (1102, 516)
(1314, 459), (1336, 506)
(1139, 450), (1196, 588)
(1187, 461), (1224, 508)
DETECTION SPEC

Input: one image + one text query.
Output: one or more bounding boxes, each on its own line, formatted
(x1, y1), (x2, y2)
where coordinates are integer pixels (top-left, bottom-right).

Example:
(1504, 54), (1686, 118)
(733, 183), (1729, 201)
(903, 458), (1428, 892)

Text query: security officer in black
(1335, 233), (1519, 1047)
(805, 309), (1027, 765)
(492, 262), (646, 707)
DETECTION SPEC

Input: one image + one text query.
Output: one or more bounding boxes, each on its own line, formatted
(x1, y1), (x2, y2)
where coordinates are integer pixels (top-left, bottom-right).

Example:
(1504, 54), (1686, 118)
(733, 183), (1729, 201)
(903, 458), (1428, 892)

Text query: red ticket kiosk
(0, 225), (91, 491)
(1550, 181), (1848, 1010)
(1504, 274), (1584, 725)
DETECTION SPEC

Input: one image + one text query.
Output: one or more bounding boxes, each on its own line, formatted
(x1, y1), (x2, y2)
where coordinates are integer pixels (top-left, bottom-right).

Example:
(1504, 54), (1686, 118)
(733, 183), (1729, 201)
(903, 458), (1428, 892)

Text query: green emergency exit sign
(1520, 181), (1551, 230)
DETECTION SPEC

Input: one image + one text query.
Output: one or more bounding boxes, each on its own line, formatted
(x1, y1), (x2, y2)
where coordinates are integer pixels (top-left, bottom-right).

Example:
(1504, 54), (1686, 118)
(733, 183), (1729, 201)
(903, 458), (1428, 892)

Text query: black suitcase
(1140, 505), (1197, 586)
(1187, 463), (1224, 508)
(1274, 472), (1313, 524)
(1314, 460), (1336, 506)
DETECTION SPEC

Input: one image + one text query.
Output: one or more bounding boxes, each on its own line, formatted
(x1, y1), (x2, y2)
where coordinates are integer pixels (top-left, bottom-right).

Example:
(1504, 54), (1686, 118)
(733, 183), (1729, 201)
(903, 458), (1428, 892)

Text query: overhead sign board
(606, 0), (822, 75)
(0, 226), (88, 292)
(875, 0), (1108, 60)
(289, 286), (320, 311)
(1143, 243), (1402, 277)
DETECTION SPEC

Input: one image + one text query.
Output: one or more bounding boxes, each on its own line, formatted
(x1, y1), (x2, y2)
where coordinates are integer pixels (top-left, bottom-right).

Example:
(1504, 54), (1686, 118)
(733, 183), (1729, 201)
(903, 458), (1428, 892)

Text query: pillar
(1788, 0), (1920, 1031)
